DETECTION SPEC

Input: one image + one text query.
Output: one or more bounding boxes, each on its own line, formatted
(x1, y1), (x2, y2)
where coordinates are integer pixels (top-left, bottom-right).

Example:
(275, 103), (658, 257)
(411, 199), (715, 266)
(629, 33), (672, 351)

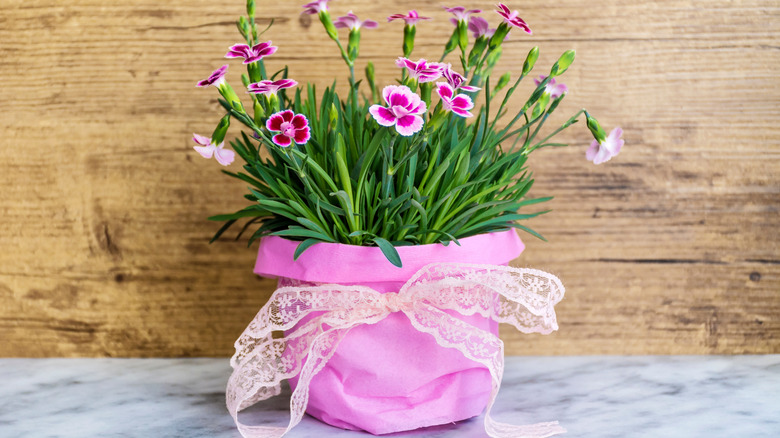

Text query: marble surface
(1, 356), (778, 438)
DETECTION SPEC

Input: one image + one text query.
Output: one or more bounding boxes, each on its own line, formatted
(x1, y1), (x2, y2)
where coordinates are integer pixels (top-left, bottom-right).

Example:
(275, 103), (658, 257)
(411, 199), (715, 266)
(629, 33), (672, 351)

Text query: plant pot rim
(254, 229), (525, 284)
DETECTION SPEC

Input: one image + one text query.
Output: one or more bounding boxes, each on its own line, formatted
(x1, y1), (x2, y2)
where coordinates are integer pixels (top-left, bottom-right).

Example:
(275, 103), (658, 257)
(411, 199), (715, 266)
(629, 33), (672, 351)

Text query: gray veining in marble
(1, 356), (778, 438)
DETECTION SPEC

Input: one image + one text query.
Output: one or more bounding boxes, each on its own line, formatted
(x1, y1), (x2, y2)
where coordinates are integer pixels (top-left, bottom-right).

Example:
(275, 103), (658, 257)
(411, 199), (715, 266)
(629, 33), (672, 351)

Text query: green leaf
(294, 238), (323, 260)
(372, 237), (402, 268)
(272, 227), (336, 242)
(509, 223), (548, 241)
(207, 206), (268, 221)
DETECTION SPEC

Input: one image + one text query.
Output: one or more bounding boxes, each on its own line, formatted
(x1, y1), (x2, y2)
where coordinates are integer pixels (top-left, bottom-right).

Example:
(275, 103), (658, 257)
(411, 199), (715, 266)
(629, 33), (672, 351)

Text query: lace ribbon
(226, 263), (566, 438)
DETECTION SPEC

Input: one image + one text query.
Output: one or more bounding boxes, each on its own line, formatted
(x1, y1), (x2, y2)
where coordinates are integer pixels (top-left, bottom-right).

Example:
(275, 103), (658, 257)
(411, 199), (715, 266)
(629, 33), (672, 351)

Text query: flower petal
(586, 140), (599, 162)
(436, 82), (454, 100)
(192, 133), (211, 146)
(266, 113), (285, 132)
(388, 91), (410, 108)
(193, 144), (216, 159)
(409, 98), (427, 115)
(369, 105), (397, 127)
(280, 110), (294, 122)
(382, 85), (402, 105)
(293, 127), (311, 144)
(451, 107), (473, 118)
(292, 114), (308, 130)
(451, 94), (474, 111)
(395, 115), (424, 136)
(214, 145), (236, 166)
(272, 133), (292, 147)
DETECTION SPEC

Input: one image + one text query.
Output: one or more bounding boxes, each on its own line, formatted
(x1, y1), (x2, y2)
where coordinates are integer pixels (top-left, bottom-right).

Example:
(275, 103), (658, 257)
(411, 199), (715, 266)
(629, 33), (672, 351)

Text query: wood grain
(0, 0), (777, 357)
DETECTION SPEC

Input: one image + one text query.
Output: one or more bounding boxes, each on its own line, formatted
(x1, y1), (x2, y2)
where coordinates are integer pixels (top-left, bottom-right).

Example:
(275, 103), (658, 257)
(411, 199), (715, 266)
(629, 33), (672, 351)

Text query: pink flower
(467, 16), (501, 39)
(445, 6), (481, 23)
(395, 57), (445, 83)
(387, 10), (431, 26)
(586, 127), (624, 165)
(196, 65), (228, 88)
(302, 0), (330, 15)
(436, 82), (474, 117)
(225, 41), (277, 64)
(247, 79), (298, 96)
(334, 11), (378, 30)
(369, 85), (427, 136)
(442, 64), (480, 92)
(266, 110), (311, 147)
(495, 3), (531, 34)
(192, 133), (235, 166)
(468, 16), (490, 38)
(534, 75), (568, 99)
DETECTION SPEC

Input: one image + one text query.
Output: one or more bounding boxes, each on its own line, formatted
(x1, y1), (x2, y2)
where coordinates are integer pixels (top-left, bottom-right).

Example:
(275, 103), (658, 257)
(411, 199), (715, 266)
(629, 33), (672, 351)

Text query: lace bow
(226, 263), (566, 438)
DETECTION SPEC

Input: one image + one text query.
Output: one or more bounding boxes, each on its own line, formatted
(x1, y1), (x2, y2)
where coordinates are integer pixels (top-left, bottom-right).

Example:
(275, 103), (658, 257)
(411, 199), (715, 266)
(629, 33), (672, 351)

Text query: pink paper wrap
(253, 230), (525, 435)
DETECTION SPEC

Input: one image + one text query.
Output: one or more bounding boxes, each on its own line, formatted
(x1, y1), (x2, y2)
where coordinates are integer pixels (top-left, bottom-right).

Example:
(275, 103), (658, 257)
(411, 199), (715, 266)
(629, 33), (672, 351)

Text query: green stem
(525, 109), (586, 155)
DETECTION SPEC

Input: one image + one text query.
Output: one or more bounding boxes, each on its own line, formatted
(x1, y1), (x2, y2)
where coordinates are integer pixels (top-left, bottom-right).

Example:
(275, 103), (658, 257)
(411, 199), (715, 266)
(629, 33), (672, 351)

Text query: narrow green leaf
(294, 239), (323, 260)
(372, 237), (402, 268)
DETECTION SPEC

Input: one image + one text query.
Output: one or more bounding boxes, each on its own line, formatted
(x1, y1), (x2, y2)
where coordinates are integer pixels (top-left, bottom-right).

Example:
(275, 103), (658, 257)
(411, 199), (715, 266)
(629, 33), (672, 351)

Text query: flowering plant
(195, 0), (623, 267)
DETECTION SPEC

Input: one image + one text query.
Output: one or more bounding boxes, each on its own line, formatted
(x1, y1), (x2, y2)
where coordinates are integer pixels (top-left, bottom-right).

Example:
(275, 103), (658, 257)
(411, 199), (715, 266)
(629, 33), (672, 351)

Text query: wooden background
(0, 0), (777, 357)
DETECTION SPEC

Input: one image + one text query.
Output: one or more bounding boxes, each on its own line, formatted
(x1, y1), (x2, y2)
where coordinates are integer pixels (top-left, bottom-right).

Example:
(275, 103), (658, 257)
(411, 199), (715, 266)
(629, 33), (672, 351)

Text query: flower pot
(253, 230), (525, 435)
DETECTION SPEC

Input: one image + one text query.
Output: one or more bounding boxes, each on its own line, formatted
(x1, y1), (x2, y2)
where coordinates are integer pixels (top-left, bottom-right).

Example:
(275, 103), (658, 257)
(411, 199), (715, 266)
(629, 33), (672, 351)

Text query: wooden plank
(0, 0), (777, 357)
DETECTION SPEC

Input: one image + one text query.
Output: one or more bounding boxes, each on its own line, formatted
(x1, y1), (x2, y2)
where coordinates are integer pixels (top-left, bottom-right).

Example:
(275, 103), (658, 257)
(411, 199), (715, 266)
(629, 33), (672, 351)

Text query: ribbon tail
(227, 323), (354, 438)
(405, 305), (566, 438)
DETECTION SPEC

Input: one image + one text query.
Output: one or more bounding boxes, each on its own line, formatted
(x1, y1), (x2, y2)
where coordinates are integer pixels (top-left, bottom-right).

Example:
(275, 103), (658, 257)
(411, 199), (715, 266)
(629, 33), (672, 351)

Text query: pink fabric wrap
(253, 230), (525, 435)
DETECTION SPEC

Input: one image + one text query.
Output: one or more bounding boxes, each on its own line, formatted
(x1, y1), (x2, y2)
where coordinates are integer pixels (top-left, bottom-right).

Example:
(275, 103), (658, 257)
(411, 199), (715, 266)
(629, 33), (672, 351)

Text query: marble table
(1, 356), (778, 438)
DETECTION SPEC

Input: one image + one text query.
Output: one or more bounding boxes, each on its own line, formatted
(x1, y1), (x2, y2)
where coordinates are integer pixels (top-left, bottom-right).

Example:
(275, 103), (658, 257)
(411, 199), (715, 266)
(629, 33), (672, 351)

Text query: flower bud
(246, 0), (255, 18)
(585, 111), (607, 143)
(218, 82), (245, 113)
(237, 17), (250, 39)
(550, 49), (575, 77)
(347, 29), (361, 61)
(211, 114), (231, 145)
(329, 103), (339, 126)
(444, 29), (458, 57)
(246, 62), (262, 83)
(419, 82), (432, 107)
(253, 99), (265, 126)
(403, 25), (416, 58)
(365, 61), (376, 86)
(467, 36), (488, 68)
(457, 20), (468, 53)
(319, 11), (339, 41)
(522, 46), (539, 75)
(495, 72), (511, 92)
(488, 22), (509, 50)
(487, 47), (502, 69)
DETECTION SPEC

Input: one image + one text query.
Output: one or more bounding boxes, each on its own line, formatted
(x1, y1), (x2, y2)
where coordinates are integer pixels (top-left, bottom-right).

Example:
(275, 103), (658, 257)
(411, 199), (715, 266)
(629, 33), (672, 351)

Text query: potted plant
(194, 1), (623, 437)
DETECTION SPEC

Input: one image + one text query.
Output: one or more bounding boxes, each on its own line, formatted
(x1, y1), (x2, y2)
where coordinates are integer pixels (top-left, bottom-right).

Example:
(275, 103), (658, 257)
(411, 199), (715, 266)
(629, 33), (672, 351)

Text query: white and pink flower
(247, 79), (298, 96)
(445, 6), (481, 23)
(225, 41), (277, 64)
(387, 10), (431, 26)
(192, 133), (235, 166)
(196, 65), (228, 88)
(586, 127), (624, 165)
(302, 0), (330, 15)
(468, 16), (491, 38)
(266, 110), (311, 147)
(334, 11), (378, 30)
(369, 85), (427, 136)
(534, 75), (568, 99)
(436, 82), (474, 118)
(496, 3), (531, 34)
(442, 64), (480, 92)
(395, 58), (445, 83)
